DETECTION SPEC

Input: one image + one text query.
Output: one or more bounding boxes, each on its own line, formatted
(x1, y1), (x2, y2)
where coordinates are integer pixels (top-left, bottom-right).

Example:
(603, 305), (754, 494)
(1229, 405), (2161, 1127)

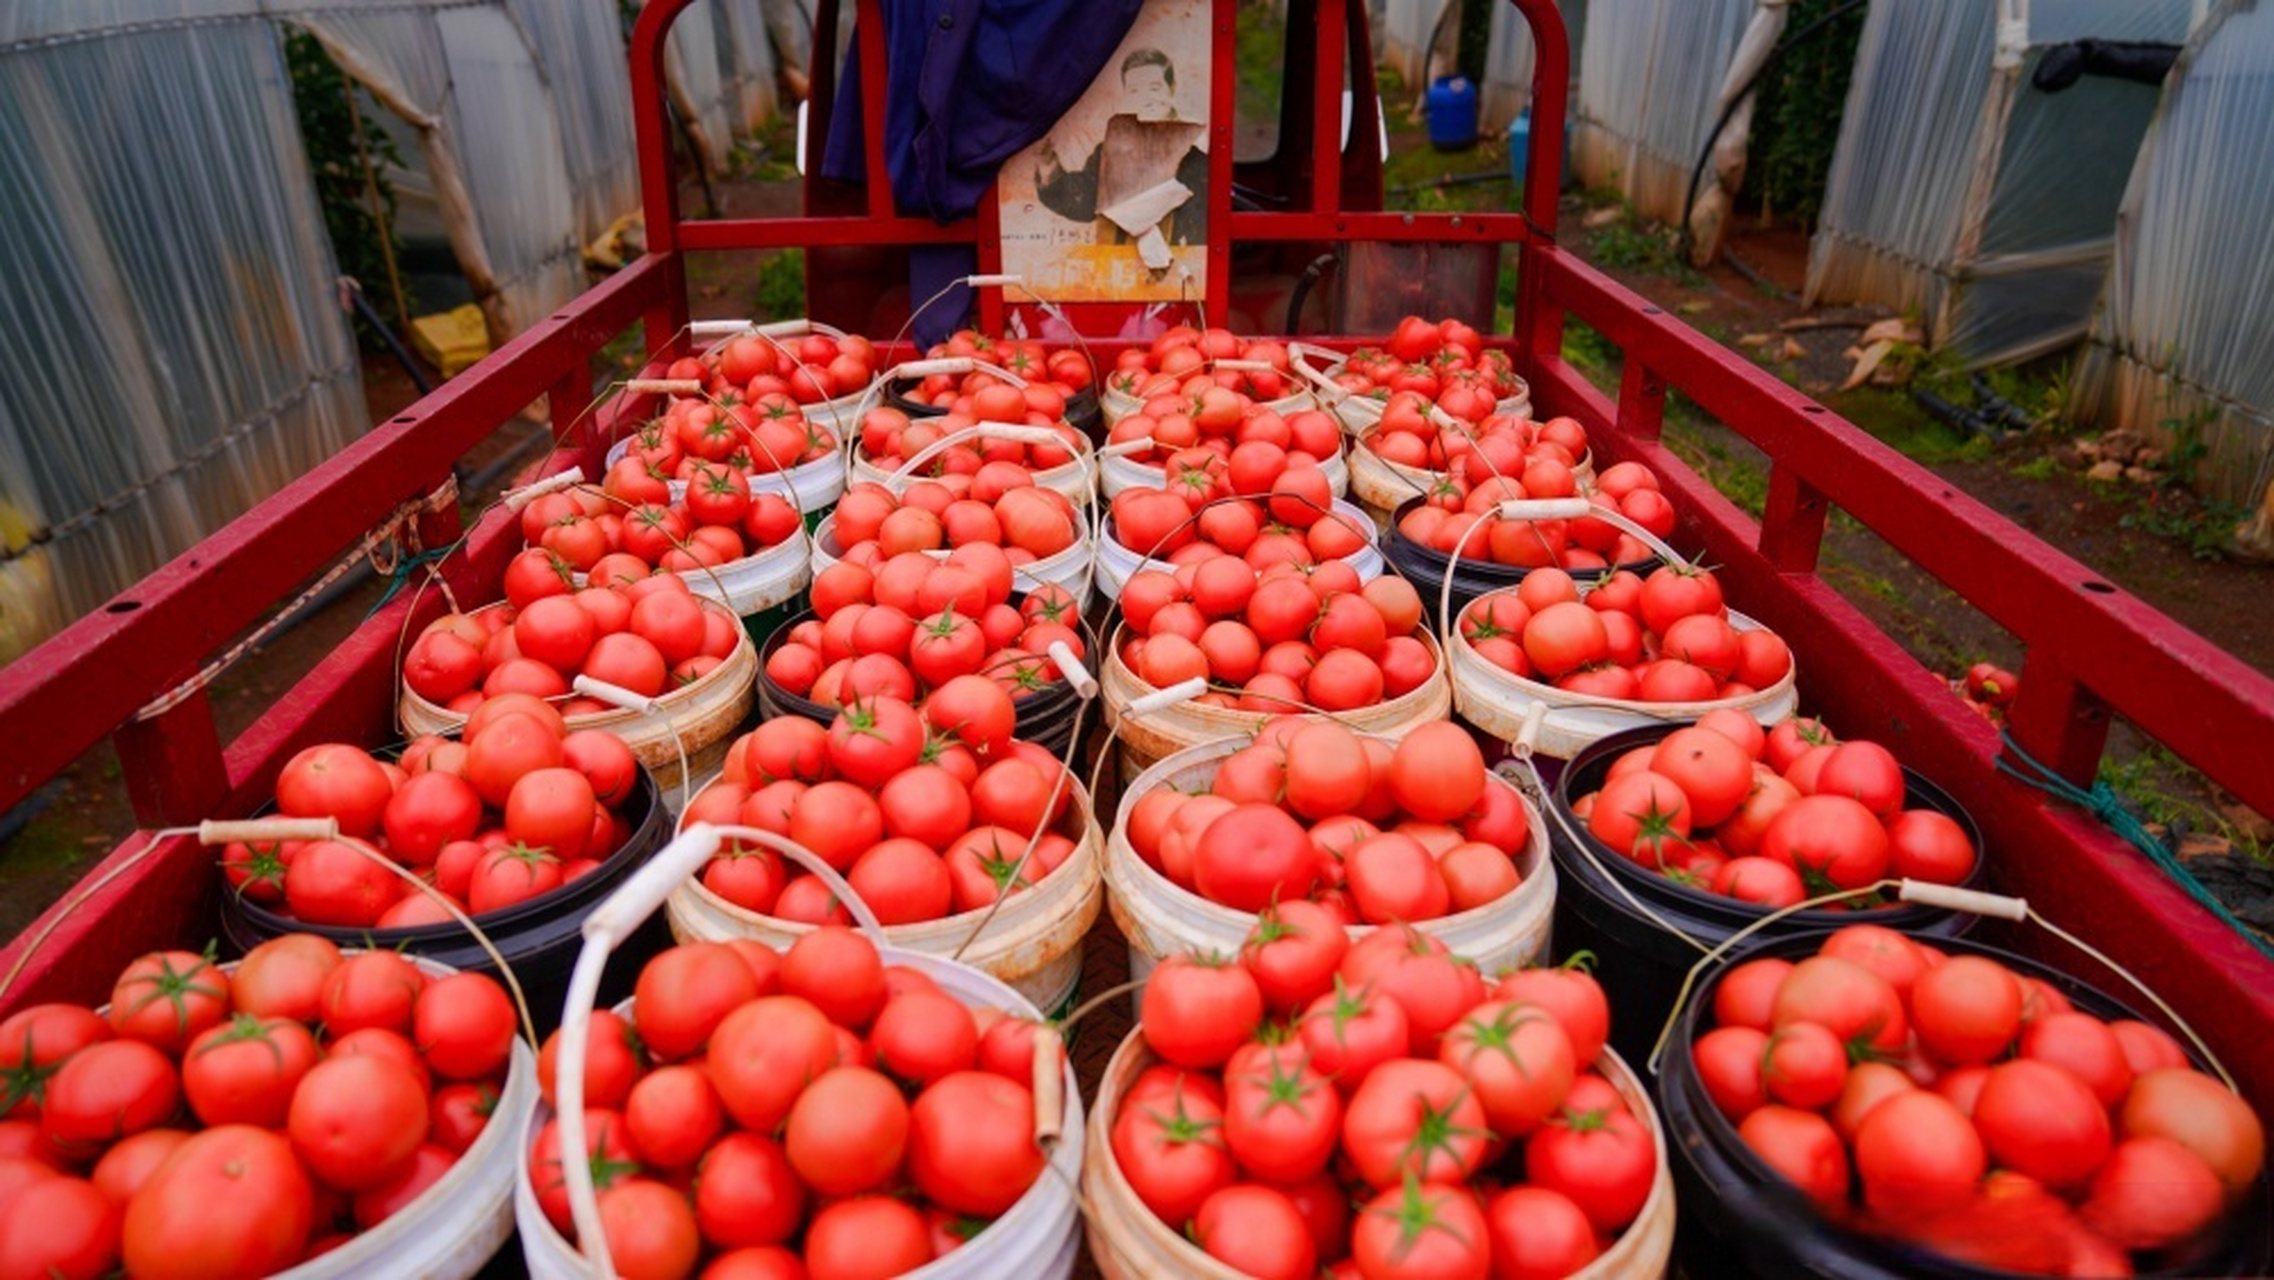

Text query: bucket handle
(885, 421), (1097, 499)
(886, 355), (1031, 389)
(1643, 879), (2237, 1094)
(571, 674), (694, 815)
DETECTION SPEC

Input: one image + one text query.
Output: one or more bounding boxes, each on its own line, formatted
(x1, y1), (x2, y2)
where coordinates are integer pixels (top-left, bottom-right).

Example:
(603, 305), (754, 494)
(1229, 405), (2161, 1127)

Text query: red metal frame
(3, 0), (2271, 1110)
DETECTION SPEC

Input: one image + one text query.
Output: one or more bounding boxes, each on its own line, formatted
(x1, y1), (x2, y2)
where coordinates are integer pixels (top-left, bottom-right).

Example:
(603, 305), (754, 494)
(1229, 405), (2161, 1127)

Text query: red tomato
(1342, 1059), (1487, 1187)
(1525, 1101), (1657, 1233)
(287, 1055), (427, 1191)
(1586, 770), (1694, 867)
(413, 972), (516, 1080)
(1492, 962), (1610, 1067)
(1649, 726), (1755, 827)
(1855, 1089), (1987, 1214)
(1195, 1184), (1316, 1280)
(1112, 1075), (1236, 1227)
(1346, 833), (1451, 923)
(2120, 1067), (2265, 1191)
(803, 1194), (933, 1279)
(1693, 1025), (1771, 1121)
(907, 1070), (1044, 1217)
(1760, 794), (1889, 892)
(1972, 1059), (2112, 1189)
(181, 1015), (319, 1129)
(1485, 1184), (1599, 1280)
(1222, 1048), (1342, 1183)
(276, 743), (395, 836)
(1910, 955), (2024, 1064)
(121, 1126), (314, 1279)
(1297, 979), (1410, 1089)
(40, 1039), (178, 1148)
(634, 943), (761, 1062)
(1141, 955), (1264, 1069)
(782, 927), (887, 1030)
(692, 1132), (804, 1251)
(1239, 900), (1350, 1013)
(784, 1067), (907, 1197)
(1192, 803), (1315, 912)
(1739, 1105), (1850, 1209)
(2082, 1136), (2226, 1250)
(1885, 809), (1977, 884)
(1349, 1177), (1490, 1279)
(0, 1005), (110, 1119)
(594, 1179), (701, 1279)
(0, 1174), (118, 1279)
(1440, 1000), (1575, 1137)
(320, 949), (426, 1036)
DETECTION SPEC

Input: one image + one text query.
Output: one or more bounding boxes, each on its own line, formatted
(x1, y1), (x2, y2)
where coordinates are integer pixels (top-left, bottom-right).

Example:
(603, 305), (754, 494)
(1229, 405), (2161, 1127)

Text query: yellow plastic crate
(409, 303), (490, 378)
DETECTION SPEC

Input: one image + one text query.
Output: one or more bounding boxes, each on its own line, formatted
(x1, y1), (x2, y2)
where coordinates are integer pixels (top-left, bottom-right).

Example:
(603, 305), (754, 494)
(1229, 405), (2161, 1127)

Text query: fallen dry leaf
(1840, 339), (1894, 391)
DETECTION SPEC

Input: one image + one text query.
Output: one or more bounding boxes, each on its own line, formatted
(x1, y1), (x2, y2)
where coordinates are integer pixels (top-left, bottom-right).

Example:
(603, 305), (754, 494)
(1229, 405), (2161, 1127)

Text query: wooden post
(343, 80), (412, 331)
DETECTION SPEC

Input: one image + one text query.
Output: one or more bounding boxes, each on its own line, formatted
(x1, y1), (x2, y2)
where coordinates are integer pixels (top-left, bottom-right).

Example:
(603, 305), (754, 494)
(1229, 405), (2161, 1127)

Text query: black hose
(1677, 0), (1870, 260)
(1285, 253), (1339, 335)
(341, 279), (435, 397)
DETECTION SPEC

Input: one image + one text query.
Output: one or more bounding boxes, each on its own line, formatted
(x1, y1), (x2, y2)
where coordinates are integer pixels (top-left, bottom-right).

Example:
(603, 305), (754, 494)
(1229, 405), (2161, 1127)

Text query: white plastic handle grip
(572, 674), (659, 714)
(890, 423), (1078, 482)
(1048, 642), (1097, 700)
(688, 320), (749, 340)
(1899, 881), (2029, 920)
(755, 318), (814, 339)
(1213, 358), (1275, 373)
(889, 356), (1029, 389)
(964, 273), (1023, 288)
(1496, 497), (1595, 522)
(625, 378), (703, 396)
(1031, 1025), (1065, 1145)
(1098, 437), (1160, 460)
(1127, 677), (1208, 716)
(501, 467), (585, 511)
(198, 817), (338, 846)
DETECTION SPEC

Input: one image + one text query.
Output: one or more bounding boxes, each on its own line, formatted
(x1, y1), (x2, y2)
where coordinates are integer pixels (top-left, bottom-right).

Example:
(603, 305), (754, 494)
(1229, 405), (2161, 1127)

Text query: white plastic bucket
(1347, 442), (1597, 525)
(1101, 731), (1556, 982)
(1447, 606), (1801, 760)
(516, 825), (1085, 1280)
(399, 598), (757, 809)
(1098, 629), (1454, 784)
(1099, 445), (1349, 502)
(1081, 1028), (1671, 1280)
(1093, 497), (1383, 601)
(96, 955), (536, 1280)
(601, 434), (847, 518)
(1290, 343), (1533, 432)
(662, 772), (1107, 1016)
(809, 507), (1096, 605)
(571, 534), (808, 620)
(848, 422), (1097, 509)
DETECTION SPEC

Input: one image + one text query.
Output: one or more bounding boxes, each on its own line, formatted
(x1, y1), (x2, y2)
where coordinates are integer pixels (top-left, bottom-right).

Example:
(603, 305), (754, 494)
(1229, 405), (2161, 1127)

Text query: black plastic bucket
(1548, 722), (1986, 1068)
(755, 607), (1092, 759)
(218, 764), (674, 1036)
(884, 377), (1104, 446)
(1383, 496), (1659, 628)
(1657, 930), (2274, 1279)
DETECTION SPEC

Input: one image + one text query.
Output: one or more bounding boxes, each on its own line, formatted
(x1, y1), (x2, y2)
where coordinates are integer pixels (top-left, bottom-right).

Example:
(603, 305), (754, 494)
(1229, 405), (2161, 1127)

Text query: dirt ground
(6, 114), (2270, 945)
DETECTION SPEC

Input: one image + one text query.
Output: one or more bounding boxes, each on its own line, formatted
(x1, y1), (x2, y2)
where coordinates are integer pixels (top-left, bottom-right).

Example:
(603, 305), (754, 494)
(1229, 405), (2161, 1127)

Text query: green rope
(1997, 729), (2274, 962)
(364, 546), (455, 619)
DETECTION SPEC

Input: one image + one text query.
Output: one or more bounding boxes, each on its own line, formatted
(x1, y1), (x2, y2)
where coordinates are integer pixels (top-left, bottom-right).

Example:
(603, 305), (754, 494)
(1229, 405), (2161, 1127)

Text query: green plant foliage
(752, 250), (806, 322)
(1742, 0), (1865, 225)
(284, 28), (409, 332)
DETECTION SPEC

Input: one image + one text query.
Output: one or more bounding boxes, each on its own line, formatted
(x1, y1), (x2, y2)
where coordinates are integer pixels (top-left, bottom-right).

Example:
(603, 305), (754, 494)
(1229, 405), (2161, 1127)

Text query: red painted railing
(1, 0), (2269, 1109)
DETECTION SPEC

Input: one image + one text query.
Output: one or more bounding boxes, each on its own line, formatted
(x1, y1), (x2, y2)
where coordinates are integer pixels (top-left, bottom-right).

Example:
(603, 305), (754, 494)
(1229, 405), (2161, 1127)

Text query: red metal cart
(3, 0), (2270, 1118)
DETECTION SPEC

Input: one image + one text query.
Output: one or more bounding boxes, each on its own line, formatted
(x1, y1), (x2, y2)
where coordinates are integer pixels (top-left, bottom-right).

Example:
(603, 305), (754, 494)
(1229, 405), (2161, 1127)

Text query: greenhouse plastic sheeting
(0, 16), (362, 662)
(658, 0), (737, 177)
(506, 0), (641, 249)
(2074, 2), (2274, 509)
(1806, 0), (2193, 366)
(715, 0), (783, 136)
(1571, 0), (1758, 224)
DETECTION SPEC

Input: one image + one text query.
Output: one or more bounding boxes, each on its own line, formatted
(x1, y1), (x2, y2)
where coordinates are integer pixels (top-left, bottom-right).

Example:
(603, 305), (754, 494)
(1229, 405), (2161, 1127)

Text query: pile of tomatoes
(407, 556), (740, 713)
(526, 929), (1057, 1278)
(1116, 926), (1657, 1279)
(624, 389), (841, 487)
(828, 479), (1081, 567)
(1106, 326), (1299, 403)
(892, 328), (1093, 409)
(1125, 720), (1527, 921)
(1103, 388), (1344, 471)
(1572, 713), (1978, 907)
(1688, 927), (2265, 1275)
(674, 328), (880, 408)
(1459, 563), (1793, 703)
(1397, 458), (1671, 573)
(1321, 315), (1522, 423)
(770, 553), (1084, 711)
(1368, 404), (1588, 482)
(857, 398), (1087, 474)
(522, 477), (801, 579)
(681, 695), (1083, 925)
(231, 699), (642, 928)
(0, 938), (518, 1278)
(1108, 467), (1370, 570)
(1117, 566), (1433, 713)
(1956, 660), (2021, 723)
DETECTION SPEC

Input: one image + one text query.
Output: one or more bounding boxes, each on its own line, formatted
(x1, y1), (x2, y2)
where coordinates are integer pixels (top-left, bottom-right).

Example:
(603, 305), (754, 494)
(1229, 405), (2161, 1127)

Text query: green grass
(751, 249), (805, 323)
(1236, 2), (1287, 149)
(2101, 743), (2271, 862)
(2012, 453), (2062, 481)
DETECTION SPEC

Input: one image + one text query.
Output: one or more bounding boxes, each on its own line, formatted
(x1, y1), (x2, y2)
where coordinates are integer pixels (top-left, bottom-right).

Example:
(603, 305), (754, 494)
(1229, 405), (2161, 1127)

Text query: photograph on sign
(998, 0), (1210, 302)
